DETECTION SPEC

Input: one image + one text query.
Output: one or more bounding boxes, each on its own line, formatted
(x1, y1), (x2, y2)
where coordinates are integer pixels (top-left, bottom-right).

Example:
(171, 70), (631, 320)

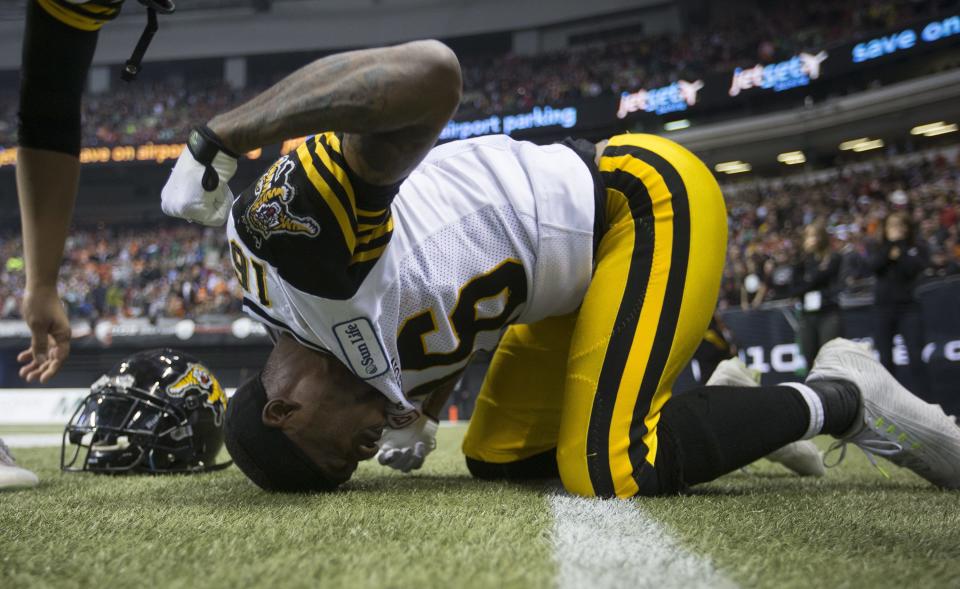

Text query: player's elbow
(407, 39), (462, 117)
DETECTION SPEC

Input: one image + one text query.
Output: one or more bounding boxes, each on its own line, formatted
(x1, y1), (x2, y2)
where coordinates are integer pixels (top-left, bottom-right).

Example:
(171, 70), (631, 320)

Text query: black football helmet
(62, 349), (231, 474)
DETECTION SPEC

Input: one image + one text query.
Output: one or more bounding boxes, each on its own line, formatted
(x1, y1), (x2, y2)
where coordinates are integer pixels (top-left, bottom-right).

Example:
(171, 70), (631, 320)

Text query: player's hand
(376, 413), (439, 473)
(161, 126), (239, 226)
(17, 287), (71, 383)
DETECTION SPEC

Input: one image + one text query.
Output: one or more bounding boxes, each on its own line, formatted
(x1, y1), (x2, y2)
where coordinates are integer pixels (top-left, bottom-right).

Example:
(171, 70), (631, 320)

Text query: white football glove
(376, 413), (439, 473)
(161, 126), (239, 226)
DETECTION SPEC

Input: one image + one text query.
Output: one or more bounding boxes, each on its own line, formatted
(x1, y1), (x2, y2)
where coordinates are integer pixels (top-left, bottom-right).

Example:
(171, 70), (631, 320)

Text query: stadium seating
(0, 146), (955, 323)
(0, 0), (951, 147)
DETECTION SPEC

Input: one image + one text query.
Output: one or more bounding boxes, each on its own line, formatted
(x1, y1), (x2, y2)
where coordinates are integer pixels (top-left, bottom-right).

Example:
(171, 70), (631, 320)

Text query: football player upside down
(161, 40), (960, 497)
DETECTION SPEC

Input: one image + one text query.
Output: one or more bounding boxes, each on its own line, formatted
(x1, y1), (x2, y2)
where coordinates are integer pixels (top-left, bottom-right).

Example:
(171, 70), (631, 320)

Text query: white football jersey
(226, 133), (599, 426)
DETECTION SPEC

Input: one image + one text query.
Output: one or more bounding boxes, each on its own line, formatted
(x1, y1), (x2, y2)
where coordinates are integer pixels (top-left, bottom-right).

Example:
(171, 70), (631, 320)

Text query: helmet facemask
(61, 350), (229, 475)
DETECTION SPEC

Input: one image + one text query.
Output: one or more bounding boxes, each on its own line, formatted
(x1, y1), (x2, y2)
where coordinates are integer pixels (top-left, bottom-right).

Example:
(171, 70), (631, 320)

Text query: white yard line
(550, 494), (736, 589)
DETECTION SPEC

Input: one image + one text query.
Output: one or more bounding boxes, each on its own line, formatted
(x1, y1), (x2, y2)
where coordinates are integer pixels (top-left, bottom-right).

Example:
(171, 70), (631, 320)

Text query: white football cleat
(0, 438), (40, 490)
(765, 441), (826, 477)
(706, 357), (761, 387)
(706, 358), (825, 477)
(807, 338), (960, 489)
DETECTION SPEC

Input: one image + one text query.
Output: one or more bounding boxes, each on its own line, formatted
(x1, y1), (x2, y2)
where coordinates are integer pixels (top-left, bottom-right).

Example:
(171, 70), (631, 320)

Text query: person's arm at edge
(206, 39), (462, 187)
(15, 1), (100, 382)
(15, 151), (78, 382)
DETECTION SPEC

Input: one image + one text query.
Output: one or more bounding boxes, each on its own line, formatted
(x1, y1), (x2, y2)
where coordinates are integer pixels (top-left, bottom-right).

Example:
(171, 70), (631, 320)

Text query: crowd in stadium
(0, 0), (957, 323)
(0, 148), (956, 323)
(458, 0), (950, 116)
(0, 225), (241, 322)
(0, 0), (953, 147)
(720, 147), (960, 310)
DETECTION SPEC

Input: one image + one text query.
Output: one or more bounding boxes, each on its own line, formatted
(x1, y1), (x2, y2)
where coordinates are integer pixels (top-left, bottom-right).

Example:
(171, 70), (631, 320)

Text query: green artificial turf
(1, 427), (553, 589)
(644, 440), (960, 589)
(3, 428), (960, 589)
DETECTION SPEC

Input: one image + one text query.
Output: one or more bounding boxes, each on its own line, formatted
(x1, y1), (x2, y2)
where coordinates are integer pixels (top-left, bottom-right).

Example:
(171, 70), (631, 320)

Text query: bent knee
(557, 430), (684, 498)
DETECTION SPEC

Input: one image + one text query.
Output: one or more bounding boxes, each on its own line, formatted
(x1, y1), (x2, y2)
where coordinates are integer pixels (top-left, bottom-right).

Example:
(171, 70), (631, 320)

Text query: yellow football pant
(462, 133), (728, 498)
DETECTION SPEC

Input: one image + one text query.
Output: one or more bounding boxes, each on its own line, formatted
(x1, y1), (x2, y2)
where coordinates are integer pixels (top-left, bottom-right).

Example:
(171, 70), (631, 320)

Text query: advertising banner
(0, 389), (88, 425)
(0, 13), (955, 166)
(717, 278), (960, 415)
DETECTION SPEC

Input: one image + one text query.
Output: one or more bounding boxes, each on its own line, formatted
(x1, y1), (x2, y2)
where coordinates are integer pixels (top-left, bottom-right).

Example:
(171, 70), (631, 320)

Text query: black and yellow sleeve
(18, 0), (107, 154)
(233, 132), (403, 300)
(35, 0), (124, 31)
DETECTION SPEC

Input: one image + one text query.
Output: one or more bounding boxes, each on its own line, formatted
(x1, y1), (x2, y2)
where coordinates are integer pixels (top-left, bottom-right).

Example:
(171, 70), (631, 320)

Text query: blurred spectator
(0, 225), (242, 323)
(720, 146), (960, 310)
(869, 211), (930, 393)
(791, 222), (844, 367)
(1, 145), (954, 325)
(925, 246), (960, 280)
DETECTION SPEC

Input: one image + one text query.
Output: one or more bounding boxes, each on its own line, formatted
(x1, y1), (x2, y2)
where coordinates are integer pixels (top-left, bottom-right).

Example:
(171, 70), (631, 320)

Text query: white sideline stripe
(550, 494), (736, 589)
(3, 434), (62, 448)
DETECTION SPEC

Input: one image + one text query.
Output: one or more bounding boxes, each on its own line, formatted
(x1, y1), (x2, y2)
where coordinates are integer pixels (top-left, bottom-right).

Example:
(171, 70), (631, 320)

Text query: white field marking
(2, 434), (63, 448)
(550, 494), (736, 589)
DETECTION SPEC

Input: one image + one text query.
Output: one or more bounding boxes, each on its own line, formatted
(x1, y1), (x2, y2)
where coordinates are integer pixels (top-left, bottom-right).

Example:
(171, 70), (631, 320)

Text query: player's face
(283, 361), (389, 484)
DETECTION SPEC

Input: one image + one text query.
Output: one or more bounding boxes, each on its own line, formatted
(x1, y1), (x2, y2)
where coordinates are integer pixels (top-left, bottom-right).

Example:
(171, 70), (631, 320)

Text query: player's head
(224, 334), (387, 492)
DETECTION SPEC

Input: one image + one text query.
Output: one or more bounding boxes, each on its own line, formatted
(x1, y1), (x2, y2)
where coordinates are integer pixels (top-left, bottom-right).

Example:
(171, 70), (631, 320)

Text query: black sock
(465, 449), (559, 480)
(656, 385), (811, 490)
(805, 379), (861, 436)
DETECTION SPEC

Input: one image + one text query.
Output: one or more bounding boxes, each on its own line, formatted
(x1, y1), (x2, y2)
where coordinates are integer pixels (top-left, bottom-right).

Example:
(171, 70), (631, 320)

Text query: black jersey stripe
(610, 146), (692, 487)
(582, 183), (655, 498)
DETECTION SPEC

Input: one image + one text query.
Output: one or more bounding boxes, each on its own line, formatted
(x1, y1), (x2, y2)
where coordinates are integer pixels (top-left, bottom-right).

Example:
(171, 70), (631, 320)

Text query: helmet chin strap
(121, 1), (177, 82)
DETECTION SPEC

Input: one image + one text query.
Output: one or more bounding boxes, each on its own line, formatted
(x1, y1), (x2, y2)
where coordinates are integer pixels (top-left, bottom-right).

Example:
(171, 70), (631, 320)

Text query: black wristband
(187, 125), (239, 162)
(186, 125), (239, 191)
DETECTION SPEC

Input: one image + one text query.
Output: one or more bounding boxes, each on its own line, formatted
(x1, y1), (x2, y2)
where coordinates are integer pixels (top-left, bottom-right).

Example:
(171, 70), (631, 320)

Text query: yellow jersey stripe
(556, 187), (634, 498)
(598, 153), (676, 497)
(37, 0), (118, 30)
(703, 329), (727, 350)
(313, 134), (357, 218)
(356, 217), (394, 244)
(296, 143), (356, 252)
(351, 244), (388, 264)
(325, 132), (344, 154)
(357, 207), (388, 218)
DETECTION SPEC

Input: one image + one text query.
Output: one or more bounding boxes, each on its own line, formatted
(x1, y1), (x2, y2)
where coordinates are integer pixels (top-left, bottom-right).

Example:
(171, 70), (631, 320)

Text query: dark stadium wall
(0, 0), (666, 69)
(710, 278), (960, 416)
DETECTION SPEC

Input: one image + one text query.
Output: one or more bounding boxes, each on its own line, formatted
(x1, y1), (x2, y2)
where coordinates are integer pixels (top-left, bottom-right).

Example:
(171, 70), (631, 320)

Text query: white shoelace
(824, 439), (898, 477)
(825, 426), (936, 479)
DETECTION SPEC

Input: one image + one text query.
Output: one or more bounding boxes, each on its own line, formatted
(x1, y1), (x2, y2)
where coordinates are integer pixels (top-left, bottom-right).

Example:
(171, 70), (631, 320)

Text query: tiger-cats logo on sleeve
(167, 363), (227, 426)
(242, 156), (321, 248)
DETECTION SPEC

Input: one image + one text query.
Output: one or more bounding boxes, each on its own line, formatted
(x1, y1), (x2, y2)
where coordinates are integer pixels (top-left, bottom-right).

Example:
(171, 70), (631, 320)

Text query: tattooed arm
(207, 40), (462, 186)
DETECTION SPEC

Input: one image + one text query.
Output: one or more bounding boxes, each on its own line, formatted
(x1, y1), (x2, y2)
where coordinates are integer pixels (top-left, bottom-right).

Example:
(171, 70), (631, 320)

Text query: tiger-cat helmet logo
(243, 156), (320, 247)
(167, 363), (227, 426)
